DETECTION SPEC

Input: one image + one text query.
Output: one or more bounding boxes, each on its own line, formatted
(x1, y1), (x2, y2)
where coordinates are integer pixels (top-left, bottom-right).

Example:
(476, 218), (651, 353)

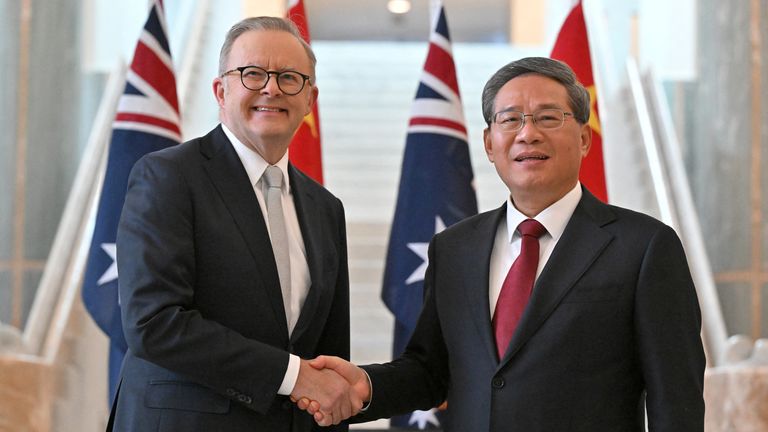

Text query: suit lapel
(199, 126), (289, 335)
(288, 165), (325, 344)
(459, 205), (507, 365)
(500, 190), (616, 365)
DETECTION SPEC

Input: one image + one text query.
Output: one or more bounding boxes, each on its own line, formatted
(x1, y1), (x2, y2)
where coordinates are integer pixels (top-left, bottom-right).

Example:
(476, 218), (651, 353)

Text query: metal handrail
(644, 67), (729, 366)
(626, 58), (677, 228)
(626, 58), (728, 366)
(19, 0), (211, 359)
(20, 60), (126, 358)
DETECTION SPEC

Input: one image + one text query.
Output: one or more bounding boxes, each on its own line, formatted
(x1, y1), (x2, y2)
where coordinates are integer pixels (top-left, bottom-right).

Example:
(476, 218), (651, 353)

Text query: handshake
(290, 356), (371, 427)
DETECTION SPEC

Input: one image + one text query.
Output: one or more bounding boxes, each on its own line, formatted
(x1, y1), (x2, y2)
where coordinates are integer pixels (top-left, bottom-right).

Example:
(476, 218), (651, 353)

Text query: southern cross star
(408, 408), (440, 429)
(405, 216), (446, 284)
(97, 243), (118, 285)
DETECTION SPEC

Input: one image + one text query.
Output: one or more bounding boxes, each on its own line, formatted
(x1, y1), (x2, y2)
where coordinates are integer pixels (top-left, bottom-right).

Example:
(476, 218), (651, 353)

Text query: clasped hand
(290, 356), (370, 427)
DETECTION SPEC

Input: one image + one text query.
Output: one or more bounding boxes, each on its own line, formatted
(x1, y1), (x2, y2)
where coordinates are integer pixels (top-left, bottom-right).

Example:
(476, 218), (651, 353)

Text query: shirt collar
(505, 183), (582, 242)
(222, 123), (291, 193)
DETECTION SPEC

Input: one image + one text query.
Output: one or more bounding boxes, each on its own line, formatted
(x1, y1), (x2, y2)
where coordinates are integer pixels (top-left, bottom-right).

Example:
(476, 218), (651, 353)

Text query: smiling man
(301, 57), (705, 431)
(109, 17), (355, 432)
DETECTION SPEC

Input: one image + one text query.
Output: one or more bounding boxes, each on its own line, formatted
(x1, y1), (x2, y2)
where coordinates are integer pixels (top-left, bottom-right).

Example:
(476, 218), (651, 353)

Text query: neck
(509, 197), (549, 218)
(248, 142), (287, 165)
(510, 183), (576, 218)
(222, 122), (289, 165)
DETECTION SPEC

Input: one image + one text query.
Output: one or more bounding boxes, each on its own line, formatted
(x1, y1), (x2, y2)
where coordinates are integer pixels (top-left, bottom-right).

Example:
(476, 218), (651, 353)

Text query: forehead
(494, 74), (570, 110)
(227, 29), (311, 71)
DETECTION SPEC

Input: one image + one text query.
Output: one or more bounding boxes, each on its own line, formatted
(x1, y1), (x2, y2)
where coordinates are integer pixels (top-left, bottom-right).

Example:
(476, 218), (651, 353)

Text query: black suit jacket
(359, 188), (705, 431)
(110, 125), (350, 432)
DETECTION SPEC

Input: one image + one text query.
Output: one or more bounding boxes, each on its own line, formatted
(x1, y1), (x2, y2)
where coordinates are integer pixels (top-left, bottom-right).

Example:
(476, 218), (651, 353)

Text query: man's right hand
(290, 358), (363, 426)
(295, 356), (371, 427)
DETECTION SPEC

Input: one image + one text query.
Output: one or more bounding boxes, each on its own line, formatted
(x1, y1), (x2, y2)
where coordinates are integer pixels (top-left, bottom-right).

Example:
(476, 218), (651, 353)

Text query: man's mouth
(253, 106), (285, 112)
(514, 154), (549, 162)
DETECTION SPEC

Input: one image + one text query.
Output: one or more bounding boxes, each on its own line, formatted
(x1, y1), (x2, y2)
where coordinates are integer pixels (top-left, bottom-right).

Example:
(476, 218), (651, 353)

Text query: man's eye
(280, 73), (301, 83)
(244, 70), (266, 79)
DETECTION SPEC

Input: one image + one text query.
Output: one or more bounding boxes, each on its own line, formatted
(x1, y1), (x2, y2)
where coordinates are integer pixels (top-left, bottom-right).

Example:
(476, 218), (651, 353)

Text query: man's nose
(515, 116), (543, 143)
(261, 75), (283, 95)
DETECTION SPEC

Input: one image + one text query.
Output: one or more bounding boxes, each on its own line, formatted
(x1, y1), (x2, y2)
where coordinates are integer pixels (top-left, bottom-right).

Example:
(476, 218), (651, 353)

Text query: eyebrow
(241, 64), (302, 73)
(496, 103), (565, 113)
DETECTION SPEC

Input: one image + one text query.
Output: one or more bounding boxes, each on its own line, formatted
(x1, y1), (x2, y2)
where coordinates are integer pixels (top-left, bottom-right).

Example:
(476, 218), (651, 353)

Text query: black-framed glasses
(492, 108), (574, 132)
(221, 65), (311, 95)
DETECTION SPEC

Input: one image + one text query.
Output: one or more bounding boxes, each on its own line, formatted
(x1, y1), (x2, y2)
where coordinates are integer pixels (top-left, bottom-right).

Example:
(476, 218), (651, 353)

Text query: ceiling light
(387, 0), (412, 14)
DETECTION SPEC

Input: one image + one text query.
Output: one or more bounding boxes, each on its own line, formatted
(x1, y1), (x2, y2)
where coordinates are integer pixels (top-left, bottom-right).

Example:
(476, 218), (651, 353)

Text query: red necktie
(493, 219), (547, 360)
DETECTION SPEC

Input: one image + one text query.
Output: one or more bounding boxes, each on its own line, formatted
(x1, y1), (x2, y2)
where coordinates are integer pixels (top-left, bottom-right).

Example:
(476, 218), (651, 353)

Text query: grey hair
(481, 57), (590, 126)
(218, 16), (317, 79)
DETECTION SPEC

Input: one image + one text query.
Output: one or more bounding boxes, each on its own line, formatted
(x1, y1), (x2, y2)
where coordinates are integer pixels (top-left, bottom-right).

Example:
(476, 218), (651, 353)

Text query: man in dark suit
(302, 57), (705, 431)
(109, 17), (359, 431)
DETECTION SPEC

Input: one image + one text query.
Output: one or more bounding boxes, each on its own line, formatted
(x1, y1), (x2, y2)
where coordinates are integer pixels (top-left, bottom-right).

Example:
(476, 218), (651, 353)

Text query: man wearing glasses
(110, 17), (355, 431)
(301, 57), (705, 431)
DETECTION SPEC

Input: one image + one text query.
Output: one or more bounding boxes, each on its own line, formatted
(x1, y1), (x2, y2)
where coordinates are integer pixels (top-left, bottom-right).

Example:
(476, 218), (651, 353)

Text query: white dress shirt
(223, 124), (308, 395)
(488, 183), (583, 318)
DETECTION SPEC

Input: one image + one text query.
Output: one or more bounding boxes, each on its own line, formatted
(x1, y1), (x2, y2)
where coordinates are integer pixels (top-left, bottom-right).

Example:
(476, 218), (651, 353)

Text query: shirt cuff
(277, 354), (301, 395)
(360, 368), (373, 412)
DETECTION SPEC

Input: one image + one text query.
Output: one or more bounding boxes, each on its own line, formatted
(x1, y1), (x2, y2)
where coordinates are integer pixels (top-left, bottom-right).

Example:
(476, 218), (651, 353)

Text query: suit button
(238, 394), (249, 403)
(226, 388), (236, 396)
(492, 377), (505, 389)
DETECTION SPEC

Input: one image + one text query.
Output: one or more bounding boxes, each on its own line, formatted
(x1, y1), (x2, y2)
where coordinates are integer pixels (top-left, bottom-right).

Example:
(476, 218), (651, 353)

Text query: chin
(247, 125), (287, 137)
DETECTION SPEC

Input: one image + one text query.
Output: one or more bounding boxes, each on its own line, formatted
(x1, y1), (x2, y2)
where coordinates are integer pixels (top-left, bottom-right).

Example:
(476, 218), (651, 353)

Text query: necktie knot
(517, 219), (546, 239)
(264, 165), (283, 189)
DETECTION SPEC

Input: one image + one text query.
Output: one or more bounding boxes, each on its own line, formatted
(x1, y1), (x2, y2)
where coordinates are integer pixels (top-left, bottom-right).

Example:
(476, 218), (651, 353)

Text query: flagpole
(429, 0), (441, 21)
(382, 2), (476, 427)
(82, 0), (182, 401)
(286, 0), (324, 183)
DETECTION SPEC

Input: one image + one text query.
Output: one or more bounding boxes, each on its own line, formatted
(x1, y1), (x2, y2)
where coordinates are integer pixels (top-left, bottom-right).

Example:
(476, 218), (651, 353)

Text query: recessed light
(387, 0), (412, 14)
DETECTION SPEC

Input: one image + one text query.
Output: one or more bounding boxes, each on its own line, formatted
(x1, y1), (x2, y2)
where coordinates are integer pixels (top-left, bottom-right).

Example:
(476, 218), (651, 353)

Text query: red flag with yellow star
(550, 0), (607, 202)
(287, 0), (324, 184)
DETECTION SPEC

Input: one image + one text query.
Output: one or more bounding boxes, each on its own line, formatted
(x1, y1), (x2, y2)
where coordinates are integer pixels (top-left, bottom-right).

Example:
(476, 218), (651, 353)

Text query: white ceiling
(304, 0), (510, 42)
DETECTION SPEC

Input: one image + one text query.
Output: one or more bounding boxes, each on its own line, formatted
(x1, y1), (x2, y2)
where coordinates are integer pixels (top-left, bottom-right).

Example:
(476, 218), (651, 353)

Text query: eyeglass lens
(494, 109), (566, 130)
(240, 66), (306, 95)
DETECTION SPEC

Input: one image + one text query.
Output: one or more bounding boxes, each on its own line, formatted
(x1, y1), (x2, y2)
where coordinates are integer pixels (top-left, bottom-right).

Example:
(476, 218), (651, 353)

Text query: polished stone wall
(683, 0), (768, 339)
(0, 0), (101, 330)
(0, 1), (21, 327)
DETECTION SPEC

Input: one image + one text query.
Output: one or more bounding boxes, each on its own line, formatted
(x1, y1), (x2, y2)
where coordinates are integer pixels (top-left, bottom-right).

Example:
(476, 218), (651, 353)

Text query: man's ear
(579, 123), (592, 158)
(306, 85), (319, 115)
(483, 127), (494, 163)
(213, 77), (225, 108)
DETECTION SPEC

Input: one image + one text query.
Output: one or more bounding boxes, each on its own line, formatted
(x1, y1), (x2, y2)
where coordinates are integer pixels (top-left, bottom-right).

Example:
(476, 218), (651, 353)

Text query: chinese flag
(551, 1), (607, 202)
(287, 0), (324, 184)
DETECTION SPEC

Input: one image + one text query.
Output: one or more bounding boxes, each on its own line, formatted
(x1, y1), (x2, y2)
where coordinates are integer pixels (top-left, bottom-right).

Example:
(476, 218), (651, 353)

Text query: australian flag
(81, 0), (180, 403)
(381, 3), (477, 429)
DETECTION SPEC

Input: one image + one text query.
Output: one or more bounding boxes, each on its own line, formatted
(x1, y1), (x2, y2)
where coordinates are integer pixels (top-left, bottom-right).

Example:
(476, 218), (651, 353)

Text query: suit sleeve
(355, 235), (450, 421)
(315, 197), (351, 361)
(634, 225), (705, 431)
(117, 154), (288, 414)
(309, 198), (351, 432)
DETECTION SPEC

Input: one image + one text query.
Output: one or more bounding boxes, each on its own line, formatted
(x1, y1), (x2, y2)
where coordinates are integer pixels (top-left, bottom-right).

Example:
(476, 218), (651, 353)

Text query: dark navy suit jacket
(110, 125), (350, 432)
(358, 188), (705, 431)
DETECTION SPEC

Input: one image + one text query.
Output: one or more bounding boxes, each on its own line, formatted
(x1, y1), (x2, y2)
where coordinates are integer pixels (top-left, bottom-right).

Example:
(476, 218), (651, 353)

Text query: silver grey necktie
(263, 166), (292, 331)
